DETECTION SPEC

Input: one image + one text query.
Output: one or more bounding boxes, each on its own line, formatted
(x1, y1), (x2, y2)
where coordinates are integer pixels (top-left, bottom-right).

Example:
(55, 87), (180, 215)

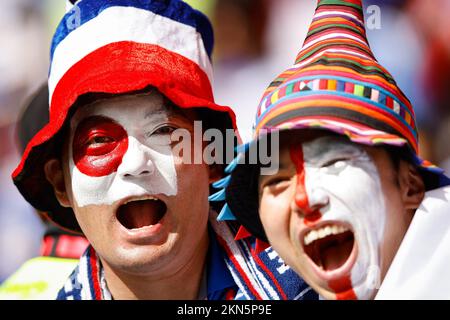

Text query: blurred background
(0, 0), (449, 283)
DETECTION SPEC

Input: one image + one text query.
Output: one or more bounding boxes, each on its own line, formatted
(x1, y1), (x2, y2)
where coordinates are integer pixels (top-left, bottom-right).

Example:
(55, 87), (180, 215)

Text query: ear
(398, 161), (425, 210)
(208, 164), (224, 184)
(44, 159), (71, 208)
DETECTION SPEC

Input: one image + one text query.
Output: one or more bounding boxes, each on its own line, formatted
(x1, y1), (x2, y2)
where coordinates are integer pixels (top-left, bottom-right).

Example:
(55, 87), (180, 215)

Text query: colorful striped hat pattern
(253, 0), (448, 178)
(12, 0), (237, 231)
(210, 0), (450, 243)
(257, 0), (417, 153)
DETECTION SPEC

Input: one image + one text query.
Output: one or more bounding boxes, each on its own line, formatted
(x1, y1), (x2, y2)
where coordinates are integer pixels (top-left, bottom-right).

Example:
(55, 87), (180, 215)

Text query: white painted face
(68, 93), (178, 207)
(259, 135), (387, 300)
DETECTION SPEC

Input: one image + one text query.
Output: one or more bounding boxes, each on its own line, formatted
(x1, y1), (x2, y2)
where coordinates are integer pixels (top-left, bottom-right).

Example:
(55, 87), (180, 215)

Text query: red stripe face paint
(329, 276), (357, 300)
(289, 145), (322, 225)
(73, 116), (128, 177)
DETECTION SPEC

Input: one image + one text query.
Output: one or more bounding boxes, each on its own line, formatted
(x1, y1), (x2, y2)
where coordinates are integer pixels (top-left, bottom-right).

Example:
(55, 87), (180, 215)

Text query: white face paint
(68, 93), (178, 207)
(301, 136), (386, 299)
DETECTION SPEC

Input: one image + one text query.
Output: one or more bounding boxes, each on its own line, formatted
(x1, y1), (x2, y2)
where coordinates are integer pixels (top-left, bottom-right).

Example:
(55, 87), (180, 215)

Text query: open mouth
(116, 197), (167, 230)
(303, 224), (355, 272)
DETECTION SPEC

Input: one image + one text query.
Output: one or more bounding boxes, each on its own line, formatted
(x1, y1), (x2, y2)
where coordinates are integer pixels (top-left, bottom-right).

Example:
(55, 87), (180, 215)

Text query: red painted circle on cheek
(73, 116), (128, 177)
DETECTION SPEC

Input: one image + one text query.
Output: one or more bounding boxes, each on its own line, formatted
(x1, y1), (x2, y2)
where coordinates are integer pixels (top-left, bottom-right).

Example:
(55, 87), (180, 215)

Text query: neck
(102, 231), (210, 300)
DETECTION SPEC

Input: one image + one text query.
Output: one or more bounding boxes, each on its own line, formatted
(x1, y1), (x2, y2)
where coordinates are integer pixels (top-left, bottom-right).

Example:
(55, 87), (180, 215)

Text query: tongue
(320, 233), (354, 271)
(118, 200), (165, 229)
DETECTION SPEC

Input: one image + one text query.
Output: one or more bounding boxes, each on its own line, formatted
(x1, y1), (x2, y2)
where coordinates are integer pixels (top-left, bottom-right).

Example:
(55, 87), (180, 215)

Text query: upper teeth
(123, 196), (159, 205)
(304, 225), (350, 246)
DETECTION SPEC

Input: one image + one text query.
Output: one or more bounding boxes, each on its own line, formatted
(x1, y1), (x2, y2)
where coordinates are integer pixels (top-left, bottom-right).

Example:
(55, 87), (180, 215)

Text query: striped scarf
(57, 212), (316, 300)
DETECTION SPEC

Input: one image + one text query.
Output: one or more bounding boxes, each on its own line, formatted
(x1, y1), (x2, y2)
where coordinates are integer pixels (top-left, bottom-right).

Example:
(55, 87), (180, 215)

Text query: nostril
(309, 190), (329, 208)
(123, 170), (151, 178)
(310, 203), (327, 212)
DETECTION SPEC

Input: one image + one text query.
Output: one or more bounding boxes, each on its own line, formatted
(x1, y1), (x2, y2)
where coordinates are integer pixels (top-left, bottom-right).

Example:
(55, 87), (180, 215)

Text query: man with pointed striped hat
(11, 0), (315, 300)
(218, 0), (450, 299)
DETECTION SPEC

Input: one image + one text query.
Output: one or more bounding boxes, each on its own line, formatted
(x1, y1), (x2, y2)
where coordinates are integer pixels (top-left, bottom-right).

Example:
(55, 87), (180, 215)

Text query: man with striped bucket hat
(11, 0), (314, 300)
(213, 0), (450, 299)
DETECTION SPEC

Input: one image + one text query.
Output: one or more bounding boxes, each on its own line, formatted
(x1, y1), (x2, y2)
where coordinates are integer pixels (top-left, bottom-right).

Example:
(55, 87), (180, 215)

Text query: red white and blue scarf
(57, 212), (316, 300)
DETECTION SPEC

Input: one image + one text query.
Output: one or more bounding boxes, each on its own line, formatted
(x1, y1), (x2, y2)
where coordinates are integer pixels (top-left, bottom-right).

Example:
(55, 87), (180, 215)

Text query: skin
(45, 92), (220, 299)
(258, 131), (425, 300)
(68, 94), (179, 207)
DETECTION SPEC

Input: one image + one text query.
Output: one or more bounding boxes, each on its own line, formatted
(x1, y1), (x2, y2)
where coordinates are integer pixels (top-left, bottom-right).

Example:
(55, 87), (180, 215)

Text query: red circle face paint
(73, 116), (129, 177)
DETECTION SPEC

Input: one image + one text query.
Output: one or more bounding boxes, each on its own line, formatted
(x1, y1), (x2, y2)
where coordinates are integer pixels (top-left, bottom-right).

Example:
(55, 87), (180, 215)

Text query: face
(259, 133), (416, 300)
(58, 92), (212, 276)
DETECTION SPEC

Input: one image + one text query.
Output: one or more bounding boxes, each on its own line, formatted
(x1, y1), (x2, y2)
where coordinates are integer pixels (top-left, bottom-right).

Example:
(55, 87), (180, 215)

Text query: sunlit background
(1, 0), (449, 282)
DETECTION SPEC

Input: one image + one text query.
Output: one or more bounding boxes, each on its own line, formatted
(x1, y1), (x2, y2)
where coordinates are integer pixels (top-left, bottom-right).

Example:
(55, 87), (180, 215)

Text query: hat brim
(13, 43), (238, 232)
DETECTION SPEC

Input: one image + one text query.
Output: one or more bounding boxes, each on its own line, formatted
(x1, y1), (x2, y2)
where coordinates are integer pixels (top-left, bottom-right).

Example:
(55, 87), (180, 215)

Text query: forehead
(279, 130), (336, 147)
(278, 130), (364, 161)
(70, 92), (194, 128)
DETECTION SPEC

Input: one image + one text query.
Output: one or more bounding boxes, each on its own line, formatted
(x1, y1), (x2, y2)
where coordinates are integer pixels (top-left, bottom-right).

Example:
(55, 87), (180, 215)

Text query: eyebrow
(261, 160), (292, 176)
(144, 99), (192, 121)
(303, 141), (364, 166)
(144, 106), (173, 119)
(278, 161), (291, 171)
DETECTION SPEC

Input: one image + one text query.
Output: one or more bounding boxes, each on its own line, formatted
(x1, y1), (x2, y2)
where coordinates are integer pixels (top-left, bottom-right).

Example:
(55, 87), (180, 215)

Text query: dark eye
(73, 116), (127, 158)
(322, 158), (348, 167)
(86, 135), (114, 147)
(83, 134), (117, 156)
(153, 125), (177, 135)
(321, 158), (350, 174)
(145, 125), (179, 146)
(263, 176), (291, 188)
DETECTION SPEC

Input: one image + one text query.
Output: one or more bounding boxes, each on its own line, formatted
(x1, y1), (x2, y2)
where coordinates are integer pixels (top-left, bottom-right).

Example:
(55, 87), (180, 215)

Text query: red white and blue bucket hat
(12, 0), (238, 232)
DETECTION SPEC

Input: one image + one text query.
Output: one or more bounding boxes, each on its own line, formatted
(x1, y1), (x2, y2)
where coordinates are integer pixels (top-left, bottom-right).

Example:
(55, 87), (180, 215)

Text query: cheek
(171, 164), (210, 242)
(259, 191), (305, 273)
(350, 176), (386, 239)
(377, 189), (406, 267)
(173, 163), (210, 209)
(72, 205), (109, 241)
(259, 192), (292, 242)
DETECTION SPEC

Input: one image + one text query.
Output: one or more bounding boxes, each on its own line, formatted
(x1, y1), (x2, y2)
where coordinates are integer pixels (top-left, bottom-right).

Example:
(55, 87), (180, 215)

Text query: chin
(291, 220), (383, 300)
(105, 235), (180, 274)
(350, 280), (378, 300)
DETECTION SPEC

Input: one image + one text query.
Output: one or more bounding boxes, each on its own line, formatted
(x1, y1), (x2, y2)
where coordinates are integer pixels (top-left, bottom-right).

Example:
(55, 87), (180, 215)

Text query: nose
(291, 175), (329, 218)
(307, 188), (329, 212)
(117, 137), (155, 178)
(289, 145), (329, 220)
